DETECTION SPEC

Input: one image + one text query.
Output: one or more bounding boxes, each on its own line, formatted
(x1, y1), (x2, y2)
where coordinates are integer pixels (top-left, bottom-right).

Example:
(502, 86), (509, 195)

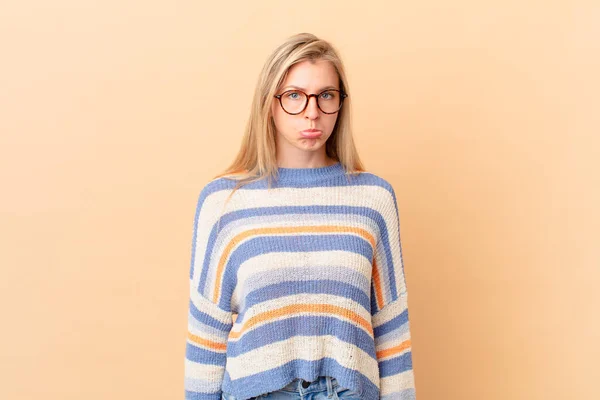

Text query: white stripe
(380, 369), (415, 396)
(372, 293), (409, 327)
(225, 334), (379, 385)
(184, 358), (225, 379)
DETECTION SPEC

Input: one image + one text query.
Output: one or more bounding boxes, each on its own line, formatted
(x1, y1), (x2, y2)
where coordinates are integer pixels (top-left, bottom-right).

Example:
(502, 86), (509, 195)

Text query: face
(271, 59), (341, 162)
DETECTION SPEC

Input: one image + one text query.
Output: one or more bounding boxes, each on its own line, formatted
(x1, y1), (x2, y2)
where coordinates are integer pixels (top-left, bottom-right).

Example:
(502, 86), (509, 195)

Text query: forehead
(280, 59), (339, 91)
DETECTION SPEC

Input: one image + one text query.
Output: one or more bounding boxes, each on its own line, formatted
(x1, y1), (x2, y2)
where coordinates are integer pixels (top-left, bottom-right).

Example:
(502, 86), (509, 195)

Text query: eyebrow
(282, 85), (339, 92)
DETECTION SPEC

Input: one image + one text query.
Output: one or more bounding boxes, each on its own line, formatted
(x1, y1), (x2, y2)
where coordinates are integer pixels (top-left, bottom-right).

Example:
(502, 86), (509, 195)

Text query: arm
(371, 184), (417, 400)
(184, 187), (233, 400)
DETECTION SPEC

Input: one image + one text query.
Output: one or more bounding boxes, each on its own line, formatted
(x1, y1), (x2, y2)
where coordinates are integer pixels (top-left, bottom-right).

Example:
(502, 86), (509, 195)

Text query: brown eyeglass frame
(274, 89), (348, 115)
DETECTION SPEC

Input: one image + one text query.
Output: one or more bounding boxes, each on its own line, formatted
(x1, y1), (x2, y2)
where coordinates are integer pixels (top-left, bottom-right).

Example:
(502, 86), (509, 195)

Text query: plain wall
(1, 1), (598, 399)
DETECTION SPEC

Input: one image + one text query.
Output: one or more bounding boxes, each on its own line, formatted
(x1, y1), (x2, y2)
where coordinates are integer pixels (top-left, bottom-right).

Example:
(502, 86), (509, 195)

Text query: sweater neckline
(274, 161), (344, 184)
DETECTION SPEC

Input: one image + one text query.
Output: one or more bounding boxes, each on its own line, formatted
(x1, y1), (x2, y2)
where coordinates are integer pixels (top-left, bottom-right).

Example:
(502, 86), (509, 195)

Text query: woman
(184, 33), (416, 400)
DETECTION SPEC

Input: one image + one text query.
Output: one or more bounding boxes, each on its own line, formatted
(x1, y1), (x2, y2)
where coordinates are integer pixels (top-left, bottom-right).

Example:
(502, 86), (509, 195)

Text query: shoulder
(193, 176), (238, 211)
(354, 171), (400, 218)
(355, 170), (397, 199)
(198, 176), (233, 195)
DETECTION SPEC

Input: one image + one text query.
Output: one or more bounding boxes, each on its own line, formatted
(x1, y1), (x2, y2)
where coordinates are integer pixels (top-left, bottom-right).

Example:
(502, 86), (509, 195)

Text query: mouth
(300, 129), (322, 138)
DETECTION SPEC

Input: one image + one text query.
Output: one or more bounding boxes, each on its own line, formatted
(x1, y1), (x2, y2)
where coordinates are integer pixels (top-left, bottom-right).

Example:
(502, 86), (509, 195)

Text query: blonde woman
(185, 33), (417, 400)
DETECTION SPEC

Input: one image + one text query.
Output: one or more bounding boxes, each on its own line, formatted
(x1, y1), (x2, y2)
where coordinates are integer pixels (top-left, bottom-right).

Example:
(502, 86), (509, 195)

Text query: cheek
(271, 104), (286, 128)
(325, 115), (339, 130)
(272, 109), (295, 131)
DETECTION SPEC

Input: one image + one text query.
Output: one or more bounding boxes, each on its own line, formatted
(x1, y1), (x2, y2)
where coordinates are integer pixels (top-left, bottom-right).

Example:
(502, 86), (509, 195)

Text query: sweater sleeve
(371, 183), (417, 400)
(184, 186), (234, 400)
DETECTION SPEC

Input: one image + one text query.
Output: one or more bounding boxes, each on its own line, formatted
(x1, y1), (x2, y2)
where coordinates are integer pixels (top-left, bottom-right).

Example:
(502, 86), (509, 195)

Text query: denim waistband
(281, 376), (340, 395)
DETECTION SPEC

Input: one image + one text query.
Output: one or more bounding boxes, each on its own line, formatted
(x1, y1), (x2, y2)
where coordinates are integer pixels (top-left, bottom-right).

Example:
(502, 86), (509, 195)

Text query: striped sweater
(184, 162), (416, 400)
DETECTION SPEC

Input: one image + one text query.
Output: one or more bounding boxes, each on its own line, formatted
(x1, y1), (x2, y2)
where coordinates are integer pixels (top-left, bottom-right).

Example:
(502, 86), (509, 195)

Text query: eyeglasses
(274, 89), (348, 115)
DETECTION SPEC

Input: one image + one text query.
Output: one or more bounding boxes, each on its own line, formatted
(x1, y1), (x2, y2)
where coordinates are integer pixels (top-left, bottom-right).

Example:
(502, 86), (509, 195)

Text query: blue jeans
(222, 376), (361, 400)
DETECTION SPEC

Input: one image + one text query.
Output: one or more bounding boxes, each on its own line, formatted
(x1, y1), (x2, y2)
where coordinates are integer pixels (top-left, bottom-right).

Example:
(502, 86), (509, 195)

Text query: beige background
(1, 1), (598, 399)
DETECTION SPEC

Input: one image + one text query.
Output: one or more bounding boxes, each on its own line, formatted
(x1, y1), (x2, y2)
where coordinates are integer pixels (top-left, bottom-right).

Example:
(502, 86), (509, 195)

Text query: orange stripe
(227, 303), (374, 339)
(211, 225), (384, 311)
(187, 331), (227, 351)
(372, 254), (384, 313)
(376, 339), (411, 359)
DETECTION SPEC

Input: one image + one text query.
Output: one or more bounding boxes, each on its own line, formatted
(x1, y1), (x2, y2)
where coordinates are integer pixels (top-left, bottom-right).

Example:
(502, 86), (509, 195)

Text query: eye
(285, 91), (302, 100)
(320, 91), (336, 100)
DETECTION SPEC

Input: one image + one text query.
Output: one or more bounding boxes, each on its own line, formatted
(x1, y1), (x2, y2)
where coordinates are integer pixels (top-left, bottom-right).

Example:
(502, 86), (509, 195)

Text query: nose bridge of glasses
(306, 93), (320, 108)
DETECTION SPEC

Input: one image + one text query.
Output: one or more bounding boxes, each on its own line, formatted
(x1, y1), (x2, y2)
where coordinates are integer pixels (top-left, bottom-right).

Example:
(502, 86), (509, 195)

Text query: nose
(304, 95), (319, 119)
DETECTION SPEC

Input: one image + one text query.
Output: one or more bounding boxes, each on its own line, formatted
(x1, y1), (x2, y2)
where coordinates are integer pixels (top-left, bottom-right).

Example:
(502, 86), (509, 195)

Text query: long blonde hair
(213, 32), (366, 214)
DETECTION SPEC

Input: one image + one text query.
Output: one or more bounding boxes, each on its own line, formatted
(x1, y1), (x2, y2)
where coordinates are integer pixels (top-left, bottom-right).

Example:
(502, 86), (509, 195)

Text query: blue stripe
(185, 389), (221, 400)
(236, 278), (371, 320)
(185, 342), (227, 364)
(373, 308), (409, 337)
(188, 300), (232, 331)
(378, 351), (413, 376)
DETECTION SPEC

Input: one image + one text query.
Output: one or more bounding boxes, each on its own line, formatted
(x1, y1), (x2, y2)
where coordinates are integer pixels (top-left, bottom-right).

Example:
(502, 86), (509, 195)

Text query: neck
(274, 161), (344, 185)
